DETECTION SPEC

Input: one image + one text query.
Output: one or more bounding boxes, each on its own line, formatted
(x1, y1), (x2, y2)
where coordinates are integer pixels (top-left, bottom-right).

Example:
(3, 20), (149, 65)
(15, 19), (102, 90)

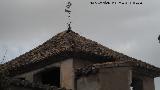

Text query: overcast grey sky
(0, 0), (160, 89)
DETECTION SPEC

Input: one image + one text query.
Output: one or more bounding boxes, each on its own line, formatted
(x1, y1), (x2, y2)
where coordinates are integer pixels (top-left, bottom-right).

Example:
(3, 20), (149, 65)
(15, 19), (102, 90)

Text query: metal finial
(158, 35), (160, 43)
(66, 22), (71, 33)
(68, 22), (71, 30)
(65, 1), (72, 31)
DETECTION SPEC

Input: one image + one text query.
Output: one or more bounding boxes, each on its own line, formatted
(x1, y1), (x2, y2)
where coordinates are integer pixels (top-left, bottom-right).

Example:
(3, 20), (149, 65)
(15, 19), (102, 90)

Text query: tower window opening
(34, 67), (60, 87)
(130, 78), (143, 90)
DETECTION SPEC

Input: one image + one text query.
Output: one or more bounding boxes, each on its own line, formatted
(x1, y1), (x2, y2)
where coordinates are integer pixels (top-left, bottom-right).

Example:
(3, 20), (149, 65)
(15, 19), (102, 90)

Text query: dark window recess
(17, 77), (25, 80)
(131, 78), (143, 90)
(34, 67), (60, 87)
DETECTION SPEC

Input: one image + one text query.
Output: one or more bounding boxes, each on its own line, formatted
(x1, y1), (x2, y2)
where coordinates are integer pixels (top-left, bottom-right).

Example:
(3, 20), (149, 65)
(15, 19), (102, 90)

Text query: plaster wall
(77, 67), (132, 90)
(142, 76), (155, 90)
(77, 74), (100, 90)
(132, 71), (155, 90)
(61, 58), (75, 90)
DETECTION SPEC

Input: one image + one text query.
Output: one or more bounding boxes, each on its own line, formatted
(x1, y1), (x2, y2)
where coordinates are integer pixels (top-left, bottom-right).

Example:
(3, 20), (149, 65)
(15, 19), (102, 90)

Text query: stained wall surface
(77, 67), (132, 90)
(142, 76), (155, 90)
(61, 58), (75, 90)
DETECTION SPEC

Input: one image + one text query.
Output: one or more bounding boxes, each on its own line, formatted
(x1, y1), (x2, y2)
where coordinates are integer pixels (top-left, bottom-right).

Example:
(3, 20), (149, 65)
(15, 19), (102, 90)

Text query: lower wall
(77, 74), (100, 90)
(76, 67), (132, 90)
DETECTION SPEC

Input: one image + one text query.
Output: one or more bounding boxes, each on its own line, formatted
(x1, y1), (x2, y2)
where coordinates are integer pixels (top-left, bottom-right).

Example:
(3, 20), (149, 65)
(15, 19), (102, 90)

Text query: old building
(3, 30), (160, 90)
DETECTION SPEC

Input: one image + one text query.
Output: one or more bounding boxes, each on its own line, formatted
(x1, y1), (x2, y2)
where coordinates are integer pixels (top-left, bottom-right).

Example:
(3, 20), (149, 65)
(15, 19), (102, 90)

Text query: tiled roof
(75, 61), (160, 77)
(3, 30), (160, 77)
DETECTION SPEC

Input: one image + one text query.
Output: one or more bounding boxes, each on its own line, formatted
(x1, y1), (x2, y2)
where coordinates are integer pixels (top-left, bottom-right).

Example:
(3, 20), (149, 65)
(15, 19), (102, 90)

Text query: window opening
(34, 67), (60, 87)
(130, 78), (143, 90)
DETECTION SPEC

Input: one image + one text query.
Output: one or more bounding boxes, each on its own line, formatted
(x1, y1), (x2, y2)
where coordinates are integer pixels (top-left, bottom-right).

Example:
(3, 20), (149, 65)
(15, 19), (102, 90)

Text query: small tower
(3, 30), (160, 90)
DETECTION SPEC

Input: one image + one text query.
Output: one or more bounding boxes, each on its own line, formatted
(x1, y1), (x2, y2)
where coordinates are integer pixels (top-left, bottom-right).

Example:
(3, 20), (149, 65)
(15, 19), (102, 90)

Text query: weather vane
(65, 1), (72, 31)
